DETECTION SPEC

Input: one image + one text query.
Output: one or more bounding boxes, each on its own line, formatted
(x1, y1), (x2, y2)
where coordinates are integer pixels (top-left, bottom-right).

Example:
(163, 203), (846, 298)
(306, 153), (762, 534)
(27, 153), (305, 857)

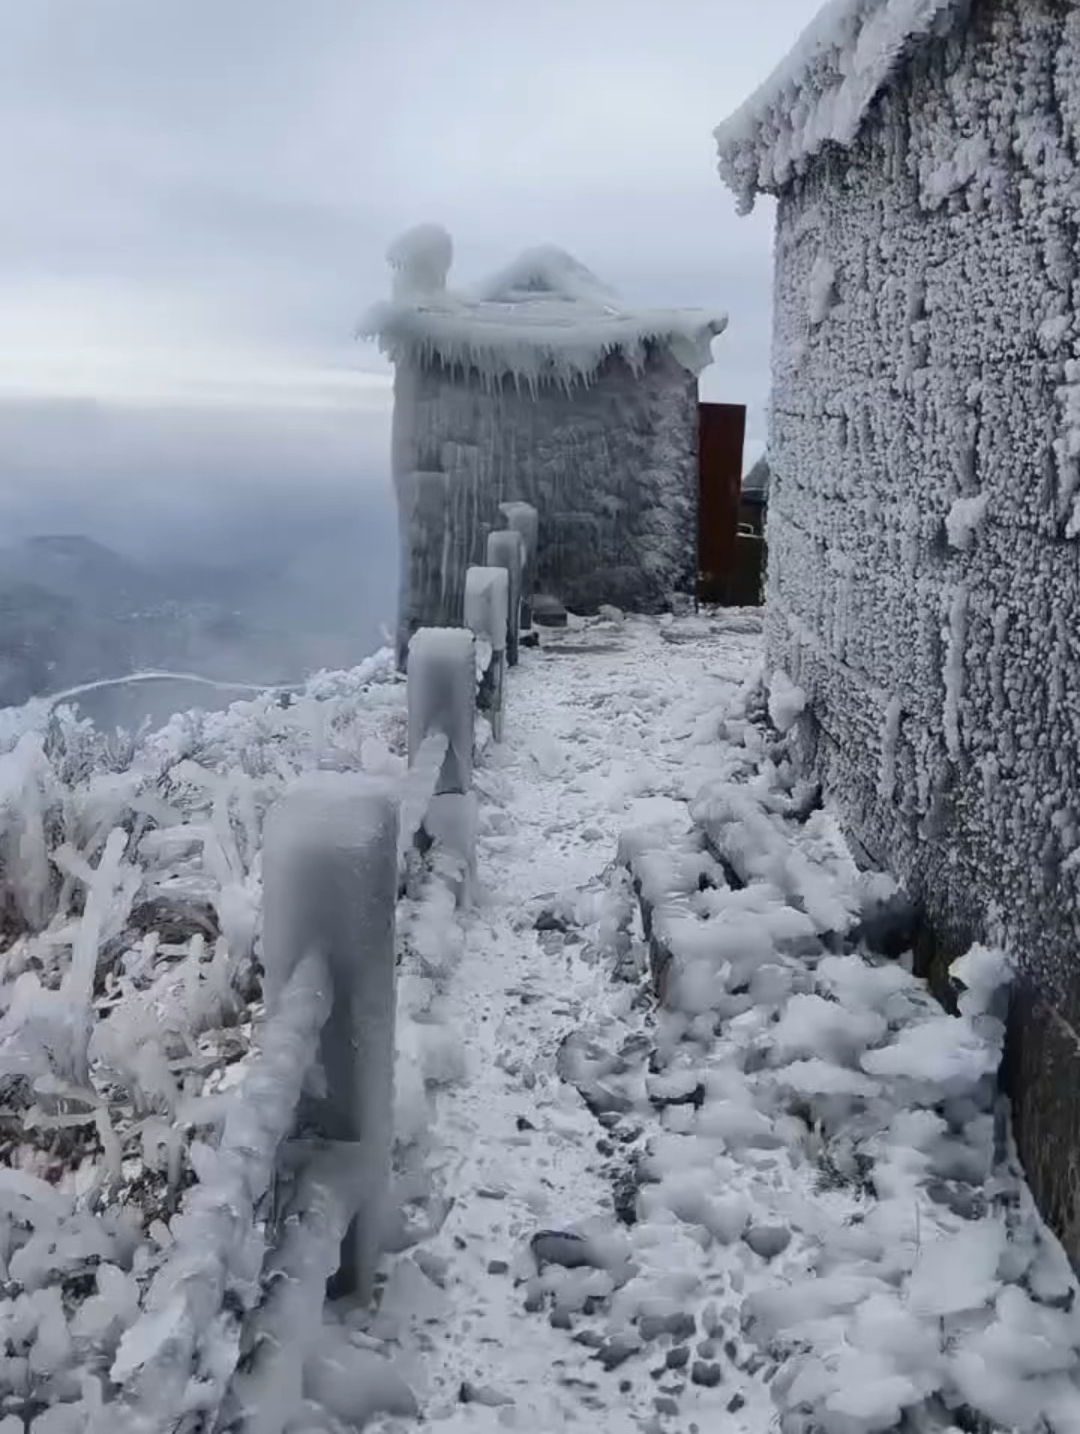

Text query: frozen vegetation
(2, 611), (1080, 1431)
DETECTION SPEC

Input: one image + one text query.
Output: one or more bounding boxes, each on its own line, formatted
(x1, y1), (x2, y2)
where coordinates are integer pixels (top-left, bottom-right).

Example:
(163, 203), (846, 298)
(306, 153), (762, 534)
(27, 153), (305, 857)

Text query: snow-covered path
(4, 610), (1078, 1432)
(378, 613), (763, 1430)
(362, 610), (1080, 1434)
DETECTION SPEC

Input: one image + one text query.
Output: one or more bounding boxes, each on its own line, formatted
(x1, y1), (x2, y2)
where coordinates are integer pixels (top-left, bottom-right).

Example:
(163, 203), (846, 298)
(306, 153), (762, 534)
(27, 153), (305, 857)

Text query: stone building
(362, 225), (725, 659)
(716, 0), (1080, 1252)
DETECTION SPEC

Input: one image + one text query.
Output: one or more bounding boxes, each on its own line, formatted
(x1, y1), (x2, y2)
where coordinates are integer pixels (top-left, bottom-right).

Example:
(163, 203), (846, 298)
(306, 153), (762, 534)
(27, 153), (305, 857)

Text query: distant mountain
(0, 530), (396, 712)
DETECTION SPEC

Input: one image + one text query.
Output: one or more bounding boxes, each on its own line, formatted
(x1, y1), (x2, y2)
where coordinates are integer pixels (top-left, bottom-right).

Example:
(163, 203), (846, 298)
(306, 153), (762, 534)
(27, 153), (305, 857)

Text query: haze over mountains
(0, 384), (399, 726)
(0, 516), (397, 719)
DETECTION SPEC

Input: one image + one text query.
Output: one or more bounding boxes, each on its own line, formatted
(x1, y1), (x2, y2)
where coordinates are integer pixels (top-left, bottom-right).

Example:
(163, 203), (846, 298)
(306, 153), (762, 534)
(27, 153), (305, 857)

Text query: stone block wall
(765, 0), (1080, 1254)
(390, 346), (697, 653)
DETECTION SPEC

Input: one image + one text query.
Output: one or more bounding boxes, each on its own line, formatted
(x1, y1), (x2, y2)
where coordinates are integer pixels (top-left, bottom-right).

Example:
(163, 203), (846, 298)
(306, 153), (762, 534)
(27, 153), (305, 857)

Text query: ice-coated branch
(407, 628), (476, 795)
(486, 529), (525, 667)
(262, 773), (400, 1302)
(464, 565), (509, 741)
(498, 502), (538, 630)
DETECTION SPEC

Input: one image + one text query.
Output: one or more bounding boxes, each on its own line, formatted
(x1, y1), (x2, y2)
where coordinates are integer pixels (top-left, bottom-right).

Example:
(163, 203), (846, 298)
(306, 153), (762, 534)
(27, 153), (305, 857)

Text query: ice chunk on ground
(907, 1220), (1007, 1317)
(767, 669), (807, 733)
(861, 1014), (1001, 1094)
(770, 992), (887, 1065)
(950, 943), (1012, 1019)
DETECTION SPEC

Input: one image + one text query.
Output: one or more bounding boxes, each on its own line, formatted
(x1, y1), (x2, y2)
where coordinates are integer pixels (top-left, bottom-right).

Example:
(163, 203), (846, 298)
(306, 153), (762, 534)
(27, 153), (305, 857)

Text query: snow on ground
(353, 610), (1080, 1434)
(3, 609), (1080, 1432)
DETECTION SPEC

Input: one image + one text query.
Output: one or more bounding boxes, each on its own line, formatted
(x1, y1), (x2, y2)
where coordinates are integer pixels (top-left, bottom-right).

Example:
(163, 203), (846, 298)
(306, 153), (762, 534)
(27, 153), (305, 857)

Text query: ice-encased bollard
(486, 529), (524, 667)
(261, 772), (399, 1304)
(464, 565), (509, 741)
(498, 502), (538, 630)
(394, 468), (481, 669)
(407, 627), (476, 794)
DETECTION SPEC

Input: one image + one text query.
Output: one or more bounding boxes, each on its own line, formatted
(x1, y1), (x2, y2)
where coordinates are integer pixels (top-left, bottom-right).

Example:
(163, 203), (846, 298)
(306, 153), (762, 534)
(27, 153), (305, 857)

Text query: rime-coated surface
(407, 627), (476, 797)
(370, 236), (714, 649)
(365, 239), (724, 392)
(714, 0), (965, 213)
(726, 0), (1080, 1250)
(391, 347), (699, 640)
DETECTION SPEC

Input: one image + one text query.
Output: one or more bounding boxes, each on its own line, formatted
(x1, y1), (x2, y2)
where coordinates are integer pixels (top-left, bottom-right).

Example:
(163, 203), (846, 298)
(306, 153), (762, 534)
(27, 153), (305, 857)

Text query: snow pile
(610, 671), (1080, 1434)
(362, 230), (727, 391)
(767, 668), (807, 734)
(714, 0), (967, 211)
(0, 652), (409, 1427)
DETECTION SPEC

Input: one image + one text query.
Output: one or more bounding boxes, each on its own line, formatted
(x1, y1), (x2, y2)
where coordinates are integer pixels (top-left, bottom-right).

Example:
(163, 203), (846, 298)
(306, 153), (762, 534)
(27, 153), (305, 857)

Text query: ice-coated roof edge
(359, 229), (727, 390)
(713, 0), (969, 212)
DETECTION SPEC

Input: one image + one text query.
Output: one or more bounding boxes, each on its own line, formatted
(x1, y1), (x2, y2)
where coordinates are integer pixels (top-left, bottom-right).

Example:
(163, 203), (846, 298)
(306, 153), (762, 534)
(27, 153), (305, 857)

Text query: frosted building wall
(363, 229), (725, 658)
(391, 348), (699, 625)
(717, 0), (1080, 1255)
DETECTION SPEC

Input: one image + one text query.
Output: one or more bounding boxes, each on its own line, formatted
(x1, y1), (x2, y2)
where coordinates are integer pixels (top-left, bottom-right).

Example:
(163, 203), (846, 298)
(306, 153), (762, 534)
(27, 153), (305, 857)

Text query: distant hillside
(0, 531), (396, 711)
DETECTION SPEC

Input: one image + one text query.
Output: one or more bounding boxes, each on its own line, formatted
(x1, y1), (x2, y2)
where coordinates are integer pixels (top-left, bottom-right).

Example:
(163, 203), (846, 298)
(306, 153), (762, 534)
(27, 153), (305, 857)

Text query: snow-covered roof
(361, 225), (727, 390)
(714, 0), (967, 211)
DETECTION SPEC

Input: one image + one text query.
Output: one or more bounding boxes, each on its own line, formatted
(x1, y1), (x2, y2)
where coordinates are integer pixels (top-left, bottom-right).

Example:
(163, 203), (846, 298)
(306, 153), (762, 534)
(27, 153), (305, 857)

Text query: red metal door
(697, 402), (746, 605)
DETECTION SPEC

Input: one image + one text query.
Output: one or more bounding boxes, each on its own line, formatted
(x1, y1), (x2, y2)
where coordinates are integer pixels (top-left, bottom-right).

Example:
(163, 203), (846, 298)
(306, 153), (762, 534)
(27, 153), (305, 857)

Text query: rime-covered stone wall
(391, 345), (697, 649)
(764, 0), (1080, 1251)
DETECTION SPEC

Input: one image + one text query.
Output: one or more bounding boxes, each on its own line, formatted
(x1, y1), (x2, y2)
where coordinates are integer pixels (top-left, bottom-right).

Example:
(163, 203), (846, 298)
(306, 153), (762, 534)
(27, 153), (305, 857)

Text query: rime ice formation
(715, 0), (1080, 1255)
(365, 230), (723, 392)
(713, 0), (966, 213)
(362, 228), (726, 652)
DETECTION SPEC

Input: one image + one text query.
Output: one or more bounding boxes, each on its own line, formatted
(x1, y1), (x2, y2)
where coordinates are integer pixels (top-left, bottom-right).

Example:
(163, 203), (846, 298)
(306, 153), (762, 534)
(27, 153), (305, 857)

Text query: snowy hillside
(2, 612), (1080, 1432)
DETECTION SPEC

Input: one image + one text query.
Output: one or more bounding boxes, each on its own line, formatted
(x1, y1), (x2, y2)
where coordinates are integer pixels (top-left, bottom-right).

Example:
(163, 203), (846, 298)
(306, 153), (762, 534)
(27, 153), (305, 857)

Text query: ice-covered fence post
(499, 501), (538, 630)
(464, 565), (509, 741)
(408, 627), (476, 794)
(395, 468), (480, 670)
(486, 528), (524, 667)
(262, 773), (399, 1303)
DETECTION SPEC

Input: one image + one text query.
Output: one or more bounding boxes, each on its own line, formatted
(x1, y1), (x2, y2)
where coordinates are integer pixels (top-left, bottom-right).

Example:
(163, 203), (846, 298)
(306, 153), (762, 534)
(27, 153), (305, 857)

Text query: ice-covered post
(499, 501), (538, 630)
(395, 469), (454, 670)
(261, 773), (399, 1303)
(486, 528), (524, 667)
(408, 627), (476, 794)
(464, 565), (509, 741)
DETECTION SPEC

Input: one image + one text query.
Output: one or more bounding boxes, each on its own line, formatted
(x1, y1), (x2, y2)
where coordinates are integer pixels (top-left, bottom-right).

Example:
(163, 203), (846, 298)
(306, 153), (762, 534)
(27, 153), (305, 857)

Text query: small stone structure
(716, 0), (1080, 1254)
(362, 225), (725, 658)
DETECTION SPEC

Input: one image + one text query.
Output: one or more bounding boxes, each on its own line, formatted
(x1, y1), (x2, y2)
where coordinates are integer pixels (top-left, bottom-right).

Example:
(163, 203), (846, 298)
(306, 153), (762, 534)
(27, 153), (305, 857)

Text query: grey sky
(0, 0), (821, 548)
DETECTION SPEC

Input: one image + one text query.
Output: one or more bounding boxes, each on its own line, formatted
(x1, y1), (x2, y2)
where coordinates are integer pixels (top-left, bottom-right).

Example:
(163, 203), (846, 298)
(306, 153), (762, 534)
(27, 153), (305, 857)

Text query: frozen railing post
(408, 627), (478, 906)
(395, 468), (475, 669)
(262, 773), (399, 1303)
(408, 627), (476, 794)
(464, 565), (509, 741)
(499, 501), (538, 630)
(486, 528), (524, 667)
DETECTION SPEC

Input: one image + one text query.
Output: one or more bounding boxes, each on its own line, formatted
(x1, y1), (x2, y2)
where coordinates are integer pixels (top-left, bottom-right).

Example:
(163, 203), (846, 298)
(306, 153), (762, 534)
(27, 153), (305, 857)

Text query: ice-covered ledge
(360, 223), (727, 391)
(714, 0), (966, 212)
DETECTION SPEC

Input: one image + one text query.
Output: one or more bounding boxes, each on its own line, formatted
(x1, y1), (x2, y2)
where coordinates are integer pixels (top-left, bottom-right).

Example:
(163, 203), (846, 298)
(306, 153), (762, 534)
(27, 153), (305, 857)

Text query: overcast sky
(0, 0), (821, 556)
